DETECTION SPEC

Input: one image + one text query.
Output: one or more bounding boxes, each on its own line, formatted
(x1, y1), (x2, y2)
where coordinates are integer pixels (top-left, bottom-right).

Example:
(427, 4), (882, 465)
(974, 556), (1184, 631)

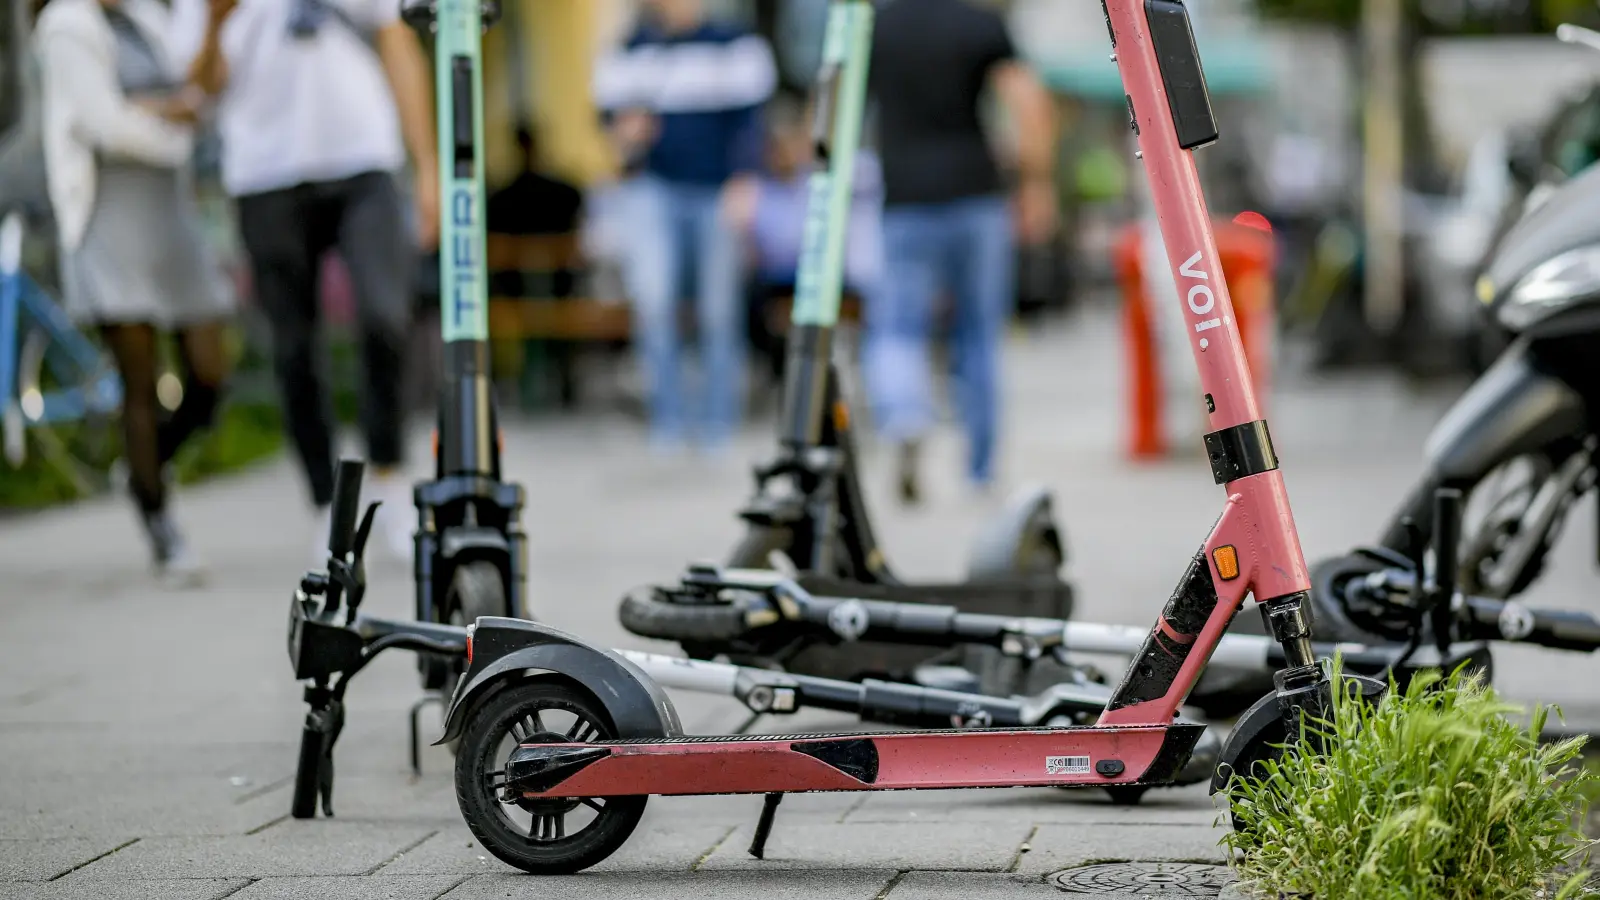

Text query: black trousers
(236, 170), (414, 507)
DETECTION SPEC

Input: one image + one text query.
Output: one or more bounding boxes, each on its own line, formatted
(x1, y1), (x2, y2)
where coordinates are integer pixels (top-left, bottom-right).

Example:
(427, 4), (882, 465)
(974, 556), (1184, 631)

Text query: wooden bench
(485, 233), (631, 342)
(484, 232), (632, 409)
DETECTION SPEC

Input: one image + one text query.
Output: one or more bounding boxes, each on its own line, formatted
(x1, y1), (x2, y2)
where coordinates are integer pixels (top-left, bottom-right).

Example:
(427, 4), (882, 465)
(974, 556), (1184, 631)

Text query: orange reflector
(832, 400), (850, 432)
(431, 428), (440, 459)
(1212, 545), (1240, 581)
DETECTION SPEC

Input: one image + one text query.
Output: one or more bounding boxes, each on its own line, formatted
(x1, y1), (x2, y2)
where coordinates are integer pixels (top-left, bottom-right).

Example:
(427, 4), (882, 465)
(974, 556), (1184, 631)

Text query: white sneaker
(139, 507), (207, 589)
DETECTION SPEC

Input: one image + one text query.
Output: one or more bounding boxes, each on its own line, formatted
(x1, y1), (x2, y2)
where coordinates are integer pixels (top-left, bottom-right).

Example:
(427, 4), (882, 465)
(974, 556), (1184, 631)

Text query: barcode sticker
(1046, 755), (1092, 775)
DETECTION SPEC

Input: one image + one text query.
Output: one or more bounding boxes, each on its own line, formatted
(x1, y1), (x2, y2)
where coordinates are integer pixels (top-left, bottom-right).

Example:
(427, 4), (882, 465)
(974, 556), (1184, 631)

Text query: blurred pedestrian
(487, 123), (583, 238)
(168, 0), (437, 560)
(34, 0), (236, 584)
(864, 0), (1058, 503)
(592, 0), (776, 457)
(745, 92), (884, 380)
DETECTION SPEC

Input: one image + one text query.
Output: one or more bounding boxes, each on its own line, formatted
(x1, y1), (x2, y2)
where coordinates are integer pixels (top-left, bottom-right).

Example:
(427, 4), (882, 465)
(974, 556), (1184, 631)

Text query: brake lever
(328, 502), (380, 625)
(349, 501), (382, 565)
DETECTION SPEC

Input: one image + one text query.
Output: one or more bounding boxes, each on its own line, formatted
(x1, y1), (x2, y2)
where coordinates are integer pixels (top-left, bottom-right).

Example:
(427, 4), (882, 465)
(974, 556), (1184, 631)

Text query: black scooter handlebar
(1454, 596), (1600, 652)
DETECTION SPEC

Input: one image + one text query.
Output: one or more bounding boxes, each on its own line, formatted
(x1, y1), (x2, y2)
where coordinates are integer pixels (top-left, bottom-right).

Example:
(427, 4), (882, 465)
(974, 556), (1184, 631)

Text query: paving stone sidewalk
(4, 308), (1596, 898)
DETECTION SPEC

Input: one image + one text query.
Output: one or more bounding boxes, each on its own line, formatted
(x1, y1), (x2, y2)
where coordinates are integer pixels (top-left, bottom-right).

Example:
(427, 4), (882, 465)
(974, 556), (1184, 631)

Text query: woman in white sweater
(33, 0), (235, 584)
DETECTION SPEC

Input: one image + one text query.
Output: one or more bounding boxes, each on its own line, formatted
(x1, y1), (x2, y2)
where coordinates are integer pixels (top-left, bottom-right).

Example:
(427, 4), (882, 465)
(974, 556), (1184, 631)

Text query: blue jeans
(864, 195), (1014, 485)
(622, 176), (747, 448)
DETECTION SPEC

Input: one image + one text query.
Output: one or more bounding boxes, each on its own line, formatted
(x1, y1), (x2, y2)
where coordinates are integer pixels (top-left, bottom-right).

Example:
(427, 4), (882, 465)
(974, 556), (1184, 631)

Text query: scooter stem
(1098, 0), (1324, 727)
(778, 0), (872, 449)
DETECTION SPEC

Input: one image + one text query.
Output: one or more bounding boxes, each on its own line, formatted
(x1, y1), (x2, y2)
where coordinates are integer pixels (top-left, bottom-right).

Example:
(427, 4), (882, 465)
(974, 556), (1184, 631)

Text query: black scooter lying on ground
(288, 462), (1219, 815)
(702, 0), (1072, 696)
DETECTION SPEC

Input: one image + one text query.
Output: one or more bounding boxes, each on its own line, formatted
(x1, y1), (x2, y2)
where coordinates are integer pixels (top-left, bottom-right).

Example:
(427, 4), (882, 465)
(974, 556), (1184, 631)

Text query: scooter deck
(506, 721), (1205, 798)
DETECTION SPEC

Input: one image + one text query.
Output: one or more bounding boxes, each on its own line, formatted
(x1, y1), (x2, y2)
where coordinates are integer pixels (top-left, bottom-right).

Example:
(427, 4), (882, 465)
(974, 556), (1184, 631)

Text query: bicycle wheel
(11, 325), (121, 496)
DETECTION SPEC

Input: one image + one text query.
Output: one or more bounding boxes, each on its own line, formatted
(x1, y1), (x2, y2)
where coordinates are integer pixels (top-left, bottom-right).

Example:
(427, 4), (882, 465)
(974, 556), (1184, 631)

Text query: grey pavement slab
(0, 879), (250, 900)
(1014, 823), (1233, 875)
(0, 836), (138, 881)
(378, 822), (736, 875)
(0, 776), (290, 841)
(229, 875), (467, 899)
(883, 871), (1080, 898)
(844, 785), (1224, 826)
(439, 870), (897, 899)
(67, 822), (438, 880)
(698, 821), (1032, 872)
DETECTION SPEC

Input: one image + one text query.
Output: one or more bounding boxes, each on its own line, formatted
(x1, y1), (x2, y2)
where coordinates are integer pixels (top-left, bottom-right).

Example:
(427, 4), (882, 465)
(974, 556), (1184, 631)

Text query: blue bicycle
(0, 208), (123, 496)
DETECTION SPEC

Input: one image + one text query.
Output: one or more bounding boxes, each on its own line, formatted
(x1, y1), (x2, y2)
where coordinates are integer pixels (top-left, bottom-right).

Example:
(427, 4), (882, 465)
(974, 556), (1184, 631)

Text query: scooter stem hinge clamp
(1203, 420), (1279, 485)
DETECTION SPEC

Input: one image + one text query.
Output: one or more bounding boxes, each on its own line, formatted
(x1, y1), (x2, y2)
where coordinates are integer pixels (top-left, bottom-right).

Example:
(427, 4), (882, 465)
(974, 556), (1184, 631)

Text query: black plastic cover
(1204, 421), (1278, 485)
(1144, 0), (1218, 151)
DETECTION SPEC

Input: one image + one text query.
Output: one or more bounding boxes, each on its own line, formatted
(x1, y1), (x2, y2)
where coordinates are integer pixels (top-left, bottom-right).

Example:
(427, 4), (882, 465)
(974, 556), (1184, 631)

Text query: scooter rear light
(466, 626), (474, 665)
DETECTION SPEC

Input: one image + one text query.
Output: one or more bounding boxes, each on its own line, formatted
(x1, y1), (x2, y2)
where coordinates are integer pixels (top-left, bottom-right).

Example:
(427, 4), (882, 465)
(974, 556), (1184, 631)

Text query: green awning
(1034, 39), (1272, 101)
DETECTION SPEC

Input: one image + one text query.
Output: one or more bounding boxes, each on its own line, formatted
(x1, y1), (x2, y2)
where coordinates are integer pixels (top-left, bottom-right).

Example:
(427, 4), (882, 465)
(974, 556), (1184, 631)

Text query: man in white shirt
(168, 0), (437, 558)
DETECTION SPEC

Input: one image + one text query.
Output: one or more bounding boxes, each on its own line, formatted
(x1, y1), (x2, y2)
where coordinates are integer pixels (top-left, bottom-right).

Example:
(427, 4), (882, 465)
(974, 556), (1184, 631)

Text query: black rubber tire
(442, 561), (510, 754)
(454, 679), (648, 875)
(726, 525), (794, 570)
(290, 721), (322, 819)
(448, 561), (509, 629)
(617, 589), (747, 642)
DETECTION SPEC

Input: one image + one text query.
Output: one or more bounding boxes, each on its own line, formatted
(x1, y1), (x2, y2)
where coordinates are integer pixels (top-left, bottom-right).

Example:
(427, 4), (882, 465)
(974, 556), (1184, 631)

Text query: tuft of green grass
(1223, 662), (1598, 900)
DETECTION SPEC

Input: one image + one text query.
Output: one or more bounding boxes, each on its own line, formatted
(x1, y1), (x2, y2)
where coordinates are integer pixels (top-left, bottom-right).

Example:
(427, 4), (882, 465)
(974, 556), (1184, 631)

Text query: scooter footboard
(509, 722), (1205, 798)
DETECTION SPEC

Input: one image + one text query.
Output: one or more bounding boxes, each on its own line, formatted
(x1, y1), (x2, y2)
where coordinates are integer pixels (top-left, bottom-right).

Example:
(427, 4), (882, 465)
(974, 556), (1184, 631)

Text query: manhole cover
(1048, 862), (1233, 896)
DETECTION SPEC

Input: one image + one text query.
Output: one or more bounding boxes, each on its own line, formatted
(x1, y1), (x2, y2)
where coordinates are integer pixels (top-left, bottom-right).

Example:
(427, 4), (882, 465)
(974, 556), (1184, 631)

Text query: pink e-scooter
(398, 0), (1384, 874)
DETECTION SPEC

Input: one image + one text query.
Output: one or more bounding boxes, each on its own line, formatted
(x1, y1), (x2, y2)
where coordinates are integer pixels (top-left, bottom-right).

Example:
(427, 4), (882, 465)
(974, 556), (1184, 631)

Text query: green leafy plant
(1223, 663), (1598, 900)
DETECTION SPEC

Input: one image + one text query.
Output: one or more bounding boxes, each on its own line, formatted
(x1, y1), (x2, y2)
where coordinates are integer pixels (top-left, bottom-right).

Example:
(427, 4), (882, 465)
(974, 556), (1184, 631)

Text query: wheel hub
(505, 731), (584, 815)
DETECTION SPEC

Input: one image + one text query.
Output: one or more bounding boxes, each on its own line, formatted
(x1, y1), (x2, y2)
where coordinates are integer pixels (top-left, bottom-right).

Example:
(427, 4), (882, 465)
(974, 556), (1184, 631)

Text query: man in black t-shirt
(864, 0), (1057, 503)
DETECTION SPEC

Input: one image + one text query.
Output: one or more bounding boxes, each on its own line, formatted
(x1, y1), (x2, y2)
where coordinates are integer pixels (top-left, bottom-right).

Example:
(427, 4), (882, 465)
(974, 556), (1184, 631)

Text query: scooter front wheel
(442, 560), (510, 755)
(454, 679), (648, 875)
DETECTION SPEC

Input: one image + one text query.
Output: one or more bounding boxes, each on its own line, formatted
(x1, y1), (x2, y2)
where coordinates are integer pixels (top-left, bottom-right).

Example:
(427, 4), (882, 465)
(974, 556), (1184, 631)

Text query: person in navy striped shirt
(593, 0), (776, 457)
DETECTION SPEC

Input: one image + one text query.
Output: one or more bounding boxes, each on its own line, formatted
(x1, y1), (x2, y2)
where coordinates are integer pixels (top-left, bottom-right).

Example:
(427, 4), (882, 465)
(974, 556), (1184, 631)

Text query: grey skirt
(60, 162), (235, 328)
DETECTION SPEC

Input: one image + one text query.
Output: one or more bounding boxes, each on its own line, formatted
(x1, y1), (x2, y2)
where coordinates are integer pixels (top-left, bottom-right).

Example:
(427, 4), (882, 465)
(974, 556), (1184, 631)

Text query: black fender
(1210, 673), (1386, 795)
(1421, 337), (1585, 481)
(965, 485), (1066, 580)
(435, 617), (682, 747)
(1378, 338), (1585, 550)
(438, 525), (509, 560)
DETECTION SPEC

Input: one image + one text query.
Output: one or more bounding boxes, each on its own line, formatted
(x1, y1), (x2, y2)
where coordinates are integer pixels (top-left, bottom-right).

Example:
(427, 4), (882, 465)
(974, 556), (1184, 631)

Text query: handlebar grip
(328, 458), (366, 560)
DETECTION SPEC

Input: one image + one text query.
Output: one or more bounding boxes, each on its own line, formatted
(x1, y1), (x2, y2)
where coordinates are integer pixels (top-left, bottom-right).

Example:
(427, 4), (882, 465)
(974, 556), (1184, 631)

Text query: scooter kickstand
(407, 692), (445, 777)
(748, 793), (785, 859)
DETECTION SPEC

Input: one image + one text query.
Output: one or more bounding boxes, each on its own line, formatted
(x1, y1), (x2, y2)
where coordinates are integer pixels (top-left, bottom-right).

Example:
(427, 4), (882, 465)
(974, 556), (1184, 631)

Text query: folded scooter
(287, 463), (1225, 817)
(702, 6), (1074, 696)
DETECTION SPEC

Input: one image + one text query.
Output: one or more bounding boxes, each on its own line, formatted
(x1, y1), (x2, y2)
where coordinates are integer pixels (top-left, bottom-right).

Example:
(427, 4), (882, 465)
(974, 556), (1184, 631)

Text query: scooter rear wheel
(455, 679), (648, 875)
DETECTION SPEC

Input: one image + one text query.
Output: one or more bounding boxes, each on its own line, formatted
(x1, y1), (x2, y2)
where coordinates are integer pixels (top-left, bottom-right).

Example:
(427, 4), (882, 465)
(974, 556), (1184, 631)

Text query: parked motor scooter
(1242, 141), (1600, 655)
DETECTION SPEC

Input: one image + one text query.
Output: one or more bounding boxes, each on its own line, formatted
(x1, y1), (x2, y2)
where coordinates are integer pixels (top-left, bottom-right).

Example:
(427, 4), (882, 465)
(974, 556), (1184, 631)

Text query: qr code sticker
(1046, 755), (1091, 775)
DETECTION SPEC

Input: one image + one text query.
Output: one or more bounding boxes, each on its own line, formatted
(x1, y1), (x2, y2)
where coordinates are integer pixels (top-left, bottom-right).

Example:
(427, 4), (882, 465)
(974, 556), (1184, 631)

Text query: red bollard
(1117, 216), (1275, 460)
